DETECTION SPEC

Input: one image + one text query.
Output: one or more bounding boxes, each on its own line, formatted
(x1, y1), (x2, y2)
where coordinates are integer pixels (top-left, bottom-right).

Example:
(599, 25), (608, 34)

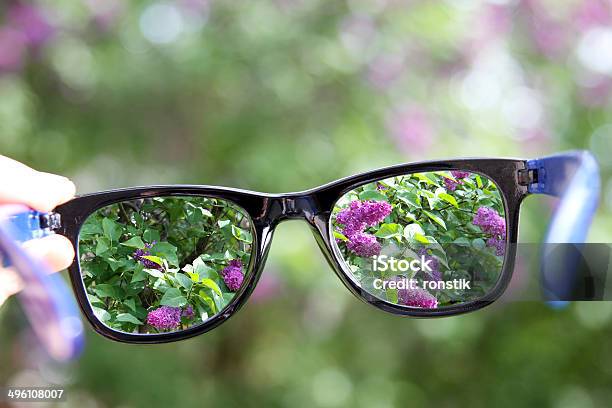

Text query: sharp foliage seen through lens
(78, 196), (253, 334)
(331, 171), (507, 309)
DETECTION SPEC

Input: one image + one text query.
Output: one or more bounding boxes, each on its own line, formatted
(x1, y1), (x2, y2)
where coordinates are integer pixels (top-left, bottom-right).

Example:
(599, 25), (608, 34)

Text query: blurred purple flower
(6, 3), (54, 48)
(86, 0), (125, 32)
(339, 14), (376, 57)
(387, 107), (435, 155)
(521, 0), (571, 59)
(574, 0), (611, 31)
(222, 259), (244, 291)
(147, 306), (181, 330)
(0, 28), (27, 72)
(367, 53), (405, 89)
(251, 270), (283, 303)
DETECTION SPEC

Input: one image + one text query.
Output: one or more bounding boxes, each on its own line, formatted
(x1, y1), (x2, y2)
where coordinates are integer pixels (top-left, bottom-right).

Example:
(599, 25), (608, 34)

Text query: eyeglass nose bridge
(266, 194), (322, 225)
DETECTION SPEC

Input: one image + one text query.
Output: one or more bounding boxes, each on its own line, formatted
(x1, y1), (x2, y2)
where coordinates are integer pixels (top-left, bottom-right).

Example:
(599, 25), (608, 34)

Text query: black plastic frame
(55, 158), (528, 343)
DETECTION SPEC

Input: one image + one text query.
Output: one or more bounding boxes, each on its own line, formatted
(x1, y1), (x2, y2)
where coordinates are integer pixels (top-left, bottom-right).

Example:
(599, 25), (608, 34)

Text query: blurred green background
(1, 0), (612, 406)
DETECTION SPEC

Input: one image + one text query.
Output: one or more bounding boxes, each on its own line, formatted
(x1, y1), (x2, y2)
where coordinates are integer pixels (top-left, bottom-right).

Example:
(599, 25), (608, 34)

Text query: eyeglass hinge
(39, 212), (62, 231)
(517, 168), (538, 187)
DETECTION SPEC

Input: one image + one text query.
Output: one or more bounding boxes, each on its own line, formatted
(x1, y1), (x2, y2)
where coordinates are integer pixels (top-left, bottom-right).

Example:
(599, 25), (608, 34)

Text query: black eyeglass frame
(55, 157), (530, 343)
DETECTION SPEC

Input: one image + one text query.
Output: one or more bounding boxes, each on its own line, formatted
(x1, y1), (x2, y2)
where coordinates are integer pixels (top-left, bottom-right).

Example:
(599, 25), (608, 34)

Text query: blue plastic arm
(0, 205), (84, 361)
(526, 151), (602, 301)
(526, 150), (600, 244)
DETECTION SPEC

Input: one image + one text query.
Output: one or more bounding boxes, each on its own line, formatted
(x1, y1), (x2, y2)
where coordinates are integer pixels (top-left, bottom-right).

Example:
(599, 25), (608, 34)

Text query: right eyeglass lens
(330, 171), (507, 309)
(77, 196), (254, 335)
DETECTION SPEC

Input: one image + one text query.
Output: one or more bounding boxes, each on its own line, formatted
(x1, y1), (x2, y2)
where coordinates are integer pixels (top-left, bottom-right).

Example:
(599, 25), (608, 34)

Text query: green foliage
(332, 171), (505, 307)
(78, 197), (253, 333)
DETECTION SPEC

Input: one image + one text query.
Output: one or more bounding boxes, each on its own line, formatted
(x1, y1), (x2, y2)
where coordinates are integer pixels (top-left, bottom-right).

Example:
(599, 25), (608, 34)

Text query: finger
(0, 156), (76, 212)
(22, 234), (76, 272)
(0, 267), (23, 307)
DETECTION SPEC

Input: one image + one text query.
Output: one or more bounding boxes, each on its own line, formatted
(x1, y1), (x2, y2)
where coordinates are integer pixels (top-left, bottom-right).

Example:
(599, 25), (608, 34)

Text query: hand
(0, 155), (76, 306)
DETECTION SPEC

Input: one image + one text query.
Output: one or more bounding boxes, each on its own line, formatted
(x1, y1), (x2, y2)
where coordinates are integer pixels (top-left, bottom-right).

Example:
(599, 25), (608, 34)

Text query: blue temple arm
(0, 206), (84, 361)
(526, 150), (600, 244)
(526, 150), (602, 301)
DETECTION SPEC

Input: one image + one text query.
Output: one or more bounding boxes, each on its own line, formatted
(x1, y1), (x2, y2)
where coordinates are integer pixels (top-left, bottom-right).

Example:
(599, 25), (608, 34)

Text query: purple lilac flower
(486, 237), (506, 257)
(335, 200), (392, 258)
(336, 206), (366, 238)
(133, 241), (164, 270)
(445, 171), (471, 191)
(473, 207), (506, 236)
(147, 306), (181, 330)
(451, 171), (471, 179)
(182, 305), (195, 319)
(222, 259), (244, 291)
(345, 232), (382, 258)
(355, 201), (392, 226)
(376, 182), (388, 191)
(473, 207), (507, 256)
(418, 248), (441, 281)
(444, 178), (460, 191)
(397, 285), (438, 309)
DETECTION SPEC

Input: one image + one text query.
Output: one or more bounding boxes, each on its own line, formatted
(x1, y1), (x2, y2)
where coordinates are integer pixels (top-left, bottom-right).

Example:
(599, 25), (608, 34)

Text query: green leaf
(131, 265), (147, 282)
(231, 225), (253, 243)
(95, 238), (110, 256)
(116, 313), (143, 325)
(201, 278), (223, 296)
(217, 219), (231, 229)
(143, 268), (165, 278)
(124, 298), (137, 312)
(397, 191), (421, 208)
(404, 223), (429, 244)
(438, 192), (458, 208)
(193, 257), (217, 279)
(120, 236), (145, 249)
(176, 273), (193, 290)
(160, 288), (187, 307)
(358, 190), (388, 202)
(453, 237), (471, 246)
(333, 231), (349, 241)
(92, 306), (111, 323)
(424, 210), (447, 230)
(472, 238), (486, 249)
(374, 223), (402, 239)
(105, 257), (122, 272)
(151, 242), (178, 267)
(198, 290), (217, 314)
(143, 229), (161, 243)
(80, 222), (103, 237)
(94, 284), (123, 300)
(102, 218), (122, 242)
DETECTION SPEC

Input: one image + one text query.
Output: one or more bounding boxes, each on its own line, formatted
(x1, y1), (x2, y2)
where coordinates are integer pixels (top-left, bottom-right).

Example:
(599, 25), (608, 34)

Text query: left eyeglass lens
(78, 196), (254, 334)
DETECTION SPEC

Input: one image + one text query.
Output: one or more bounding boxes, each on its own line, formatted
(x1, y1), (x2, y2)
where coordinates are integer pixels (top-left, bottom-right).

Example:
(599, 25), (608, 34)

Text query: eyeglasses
(42, 150), (599, 343)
